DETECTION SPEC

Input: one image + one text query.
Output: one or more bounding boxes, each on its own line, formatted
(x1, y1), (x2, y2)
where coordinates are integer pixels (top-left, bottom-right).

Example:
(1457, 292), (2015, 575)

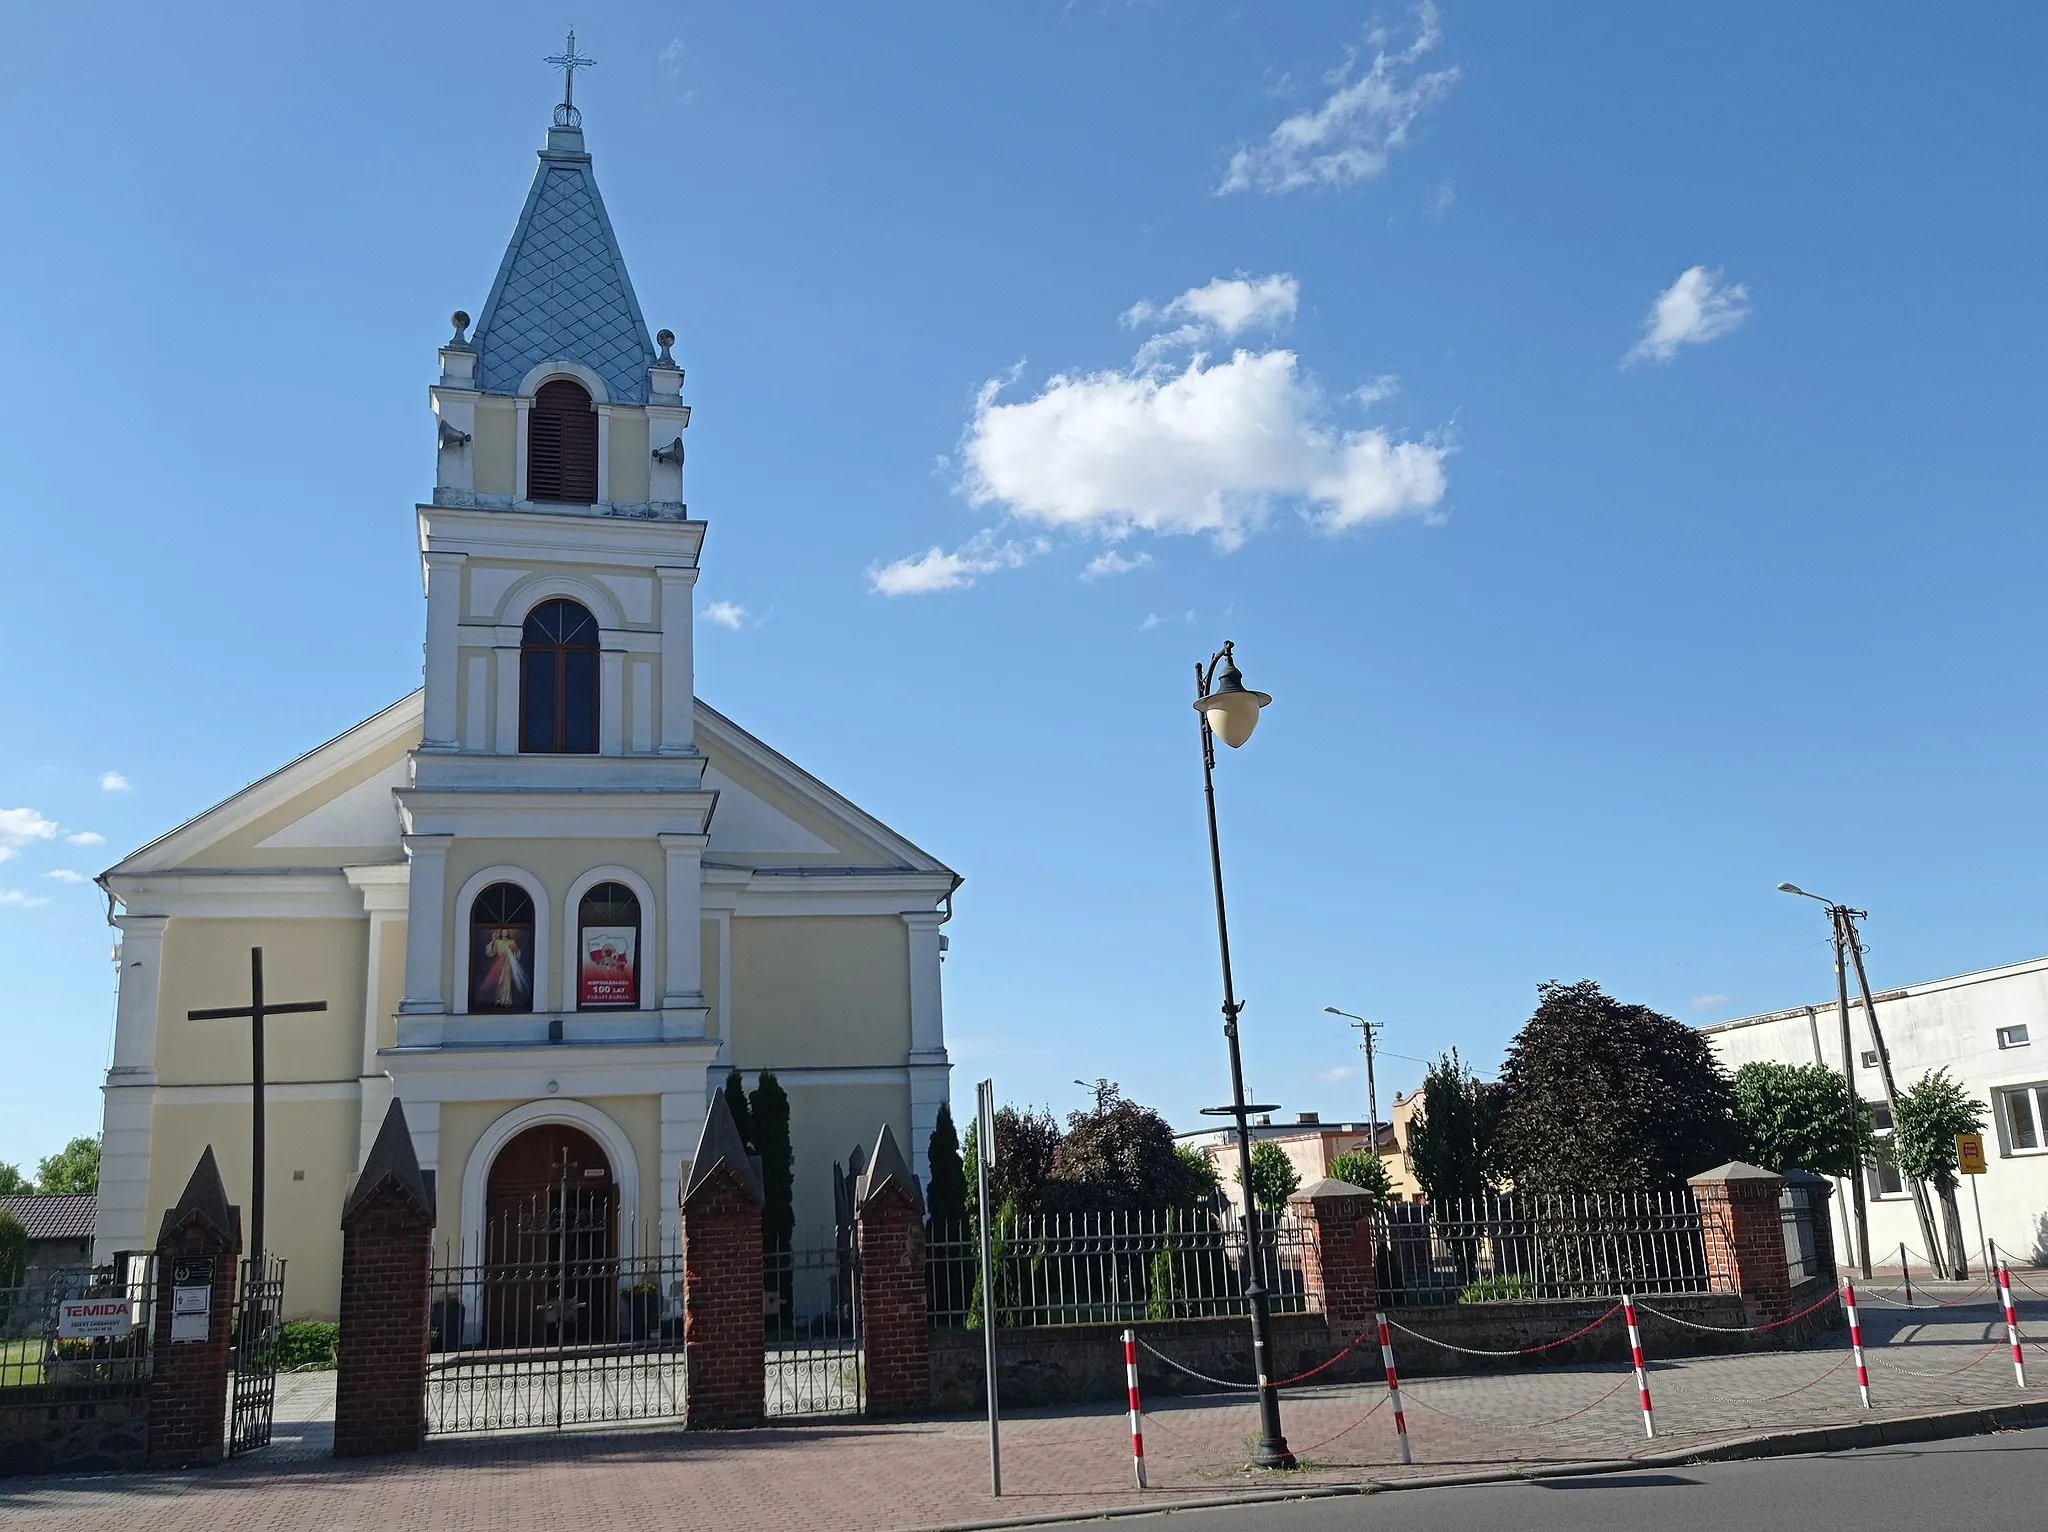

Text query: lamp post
(1191, 641), (1293, 1469)
(1324, 1007), (1384, 1162)
(1777, 883), (1942, 1278)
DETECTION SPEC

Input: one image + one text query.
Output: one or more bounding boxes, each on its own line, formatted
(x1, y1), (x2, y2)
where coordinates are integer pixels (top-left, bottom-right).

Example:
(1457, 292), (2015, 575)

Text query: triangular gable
(106, 693), (422, 877)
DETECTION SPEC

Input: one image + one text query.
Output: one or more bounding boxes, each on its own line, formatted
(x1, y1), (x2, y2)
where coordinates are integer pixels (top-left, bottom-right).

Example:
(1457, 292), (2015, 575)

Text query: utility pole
(1829, 915), (1872, 1279)
(1325, 1008), (1385, 1159)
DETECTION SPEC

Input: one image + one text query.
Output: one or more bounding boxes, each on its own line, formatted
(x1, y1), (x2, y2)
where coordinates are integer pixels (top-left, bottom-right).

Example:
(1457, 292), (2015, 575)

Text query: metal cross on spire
(545, 30), (596, 116)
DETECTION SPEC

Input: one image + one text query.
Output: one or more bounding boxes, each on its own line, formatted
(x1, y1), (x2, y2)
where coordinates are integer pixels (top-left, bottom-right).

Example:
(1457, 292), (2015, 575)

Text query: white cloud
(1426, 179), (1456, 219)
(703, 601), (748, 630)
(1082, 550), (1153, 581)
(1625, 266), (1751, 366)
(1352, 374), (1401, 408)
(64, 830), (105, 846)
(1124, 274), (1299, 340)
(867, 530), (1048, 597)
(1221, 4), (1460, 195)
(43, 869), (87, 884)
(0, 888), (50, 909)
(962, 347), (1448, 547)
(99, 771), (132, 793)
(0, 807), (59, 863)
(1690, 992), (1733, 1013)
(1319, 1064), (1361, 1084)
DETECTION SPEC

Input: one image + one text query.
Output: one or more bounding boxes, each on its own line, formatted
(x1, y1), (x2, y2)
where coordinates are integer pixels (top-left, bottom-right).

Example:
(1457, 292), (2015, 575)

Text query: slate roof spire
(469, 39), (658, 406)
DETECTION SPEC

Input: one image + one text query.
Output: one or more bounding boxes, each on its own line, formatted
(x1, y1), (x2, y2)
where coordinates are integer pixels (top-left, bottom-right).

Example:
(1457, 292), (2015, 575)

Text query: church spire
(543, 31), (596, 130)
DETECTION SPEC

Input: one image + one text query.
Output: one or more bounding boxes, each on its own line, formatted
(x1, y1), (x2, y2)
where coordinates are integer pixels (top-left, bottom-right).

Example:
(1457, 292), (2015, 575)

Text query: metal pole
(975, 1082), (1001, 1497)
(1362, 1020), (1382, 1161)
(249, 947), (266, 1281)
(1969, 1175), (1987, 1282)
(1842, 912), (1946, 1276)
(1831, 913), (1871, 1279)
(1195, 663), (1292, 1470)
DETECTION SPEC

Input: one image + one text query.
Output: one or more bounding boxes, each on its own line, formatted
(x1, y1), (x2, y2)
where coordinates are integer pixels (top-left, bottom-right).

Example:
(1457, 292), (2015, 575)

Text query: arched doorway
(482, 1122), (618, 1346)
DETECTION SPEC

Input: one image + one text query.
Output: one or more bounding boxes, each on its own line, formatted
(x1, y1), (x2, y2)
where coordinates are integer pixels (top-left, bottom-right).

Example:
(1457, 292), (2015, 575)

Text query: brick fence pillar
(146, 1147), (242, 1468)
(1689, 1161), (1792, 1326)
(682, 1092), (764, 1429)
(334, 1099), (435, 1457)
(855, 1124), (929, 1417)
(1288, 1177), (1380, 1337)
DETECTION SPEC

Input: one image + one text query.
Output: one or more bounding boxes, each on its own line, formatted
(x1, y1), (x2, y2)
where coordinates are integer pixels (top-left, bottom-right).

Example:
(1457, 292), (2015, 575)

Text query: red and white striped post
(1997, 1264), (2027, 1390)
(1121, 1328), (1148, 1488)
(1373, 1310), (1412, 1465)
(1621, 1294), (1656, 1439)
(1842, 1279), (1871, 1409)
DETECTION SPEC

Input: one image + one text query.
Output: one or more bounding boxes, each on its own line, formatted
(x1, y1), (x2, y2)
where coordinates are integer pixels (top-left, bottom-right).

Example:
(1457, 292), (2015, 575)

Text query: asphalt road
(1106, 1427), (2047, 1531)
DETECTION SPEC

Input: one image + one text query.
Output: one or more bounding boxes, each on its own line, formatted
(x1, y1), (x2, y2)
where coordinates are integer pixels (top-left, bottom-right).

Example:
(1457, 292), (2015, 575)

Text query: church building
(91, 78), (959, 1318)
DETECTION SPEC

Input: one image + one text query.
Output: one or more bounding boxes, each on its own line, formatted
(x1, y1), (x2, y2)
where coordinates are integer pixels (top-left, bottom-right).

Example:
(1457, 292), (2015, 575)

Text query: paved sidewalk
(4, 1280), (2041, 1532)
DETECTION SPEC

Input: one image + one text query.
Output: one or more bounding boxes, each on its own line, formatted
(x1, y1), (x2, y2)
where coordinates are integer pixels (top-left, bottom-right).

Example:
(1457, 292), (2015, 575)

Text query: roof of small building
(0, 1193), (96, 1243)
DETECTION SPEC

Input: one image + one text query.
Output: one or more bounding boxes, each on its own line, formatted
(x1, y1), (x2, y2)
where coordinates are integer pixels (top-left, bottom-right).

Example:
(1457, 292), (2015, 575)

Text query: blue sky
(3, 2), (2045, 1171)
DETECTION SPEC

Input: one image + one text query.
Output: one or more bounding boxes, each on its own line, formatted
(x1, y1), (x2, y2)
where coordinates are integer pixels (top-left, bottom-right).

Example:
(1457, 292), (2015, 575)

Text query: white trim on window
(1995, 1082), (2048, 1157)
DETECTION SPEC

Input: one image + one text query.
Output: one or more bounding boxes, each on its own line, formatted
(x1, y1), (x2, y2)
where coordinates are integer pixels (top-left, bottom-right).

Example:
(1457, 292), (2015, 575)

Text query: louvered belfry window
(520, 599), (601, 754)
(528, 378), (599, 502)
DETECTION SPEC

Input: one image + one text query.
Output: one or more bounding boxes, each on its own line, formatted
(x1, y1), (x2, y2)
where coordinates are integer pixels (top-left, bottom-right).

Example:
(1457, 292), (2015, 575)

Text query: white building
(1702, 956), (2048, 1267)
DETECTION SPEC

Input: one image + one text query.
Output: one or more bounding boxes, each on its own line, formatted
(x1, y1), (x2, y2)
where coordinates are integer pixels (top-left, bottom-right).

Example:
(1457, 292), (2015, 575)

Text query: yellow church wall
(729, 916), (910, 1069)
(473, 399), (517, 496)
(434, 1094), (666, 1258)
(784, 1081), (912, 1241)
(145, 1093), (359, 1320)
(606, 411), (650, 504)
(183, 731), (415, 868)
(442, 838), (669, 1012)
(374, 916), (407, 1052)
(156, 918), (367, 1084)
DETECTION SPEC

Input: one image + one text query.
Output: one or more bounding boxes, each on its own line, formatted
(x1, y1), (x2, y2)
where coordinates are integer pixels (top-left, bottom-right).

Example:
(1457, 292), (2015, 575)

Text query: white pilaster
(658, 832), (708, 1036)
(902, 911), (952, 1190)
(656, 566), (698, 755)
(494, 641), (521, 754)
(595, 407), (613, 503)
(108, 915), (168, 1079)
(346, 865), (410, 1168)
(599, 648), (625, 755)
(659, 1086), (711, 1253)
(420, 551), (466, 749)
(399, 834), (453, 1029)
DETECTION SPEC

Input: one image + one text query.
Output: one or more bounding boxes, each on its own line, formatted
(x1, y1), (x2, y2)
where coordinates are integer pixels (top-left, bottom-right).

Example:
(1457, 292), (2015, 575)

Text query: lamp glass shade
(1203, 690), (1264, 748)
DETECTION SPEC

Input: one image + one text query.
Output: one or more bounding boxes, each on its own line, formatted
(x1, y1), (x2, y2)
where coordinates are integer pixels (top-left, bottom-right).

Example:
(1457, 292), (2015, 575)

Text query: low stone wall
(0, 1385), (149, 1477)
(931, 1291), (1820, 1413)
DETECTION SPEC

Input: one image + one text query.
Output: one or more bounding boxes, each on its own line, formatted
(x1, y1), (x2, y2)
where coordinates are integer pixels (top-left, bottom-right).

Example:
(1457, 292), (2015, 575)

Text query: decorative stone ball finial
(449, 310), (471, 344)
(655, 328), (676, 366)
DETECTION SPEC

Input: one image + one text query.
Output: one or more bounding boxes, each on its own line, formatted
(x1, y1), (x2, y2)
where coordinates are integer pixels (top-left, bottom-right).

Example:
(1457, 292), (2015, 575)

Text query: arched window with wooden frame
(519, 599), (600, 754)
(576, 882), (642, 1010)
(527, 378), (599, 503)
(469, 883), (536, 1013)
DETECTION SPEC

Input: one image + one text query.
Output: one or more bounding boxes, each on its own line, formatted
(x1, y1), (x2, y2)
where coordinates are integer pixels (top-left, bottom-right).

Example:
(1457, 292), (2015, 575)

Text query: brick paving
(4, 1280), (2042, 1532)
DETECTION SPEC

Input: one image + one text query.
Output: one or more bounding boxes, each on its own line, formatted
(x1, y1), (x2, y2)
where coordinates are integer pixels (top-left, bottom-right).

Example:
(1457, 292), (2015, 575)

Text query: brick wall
(1288, 1183), (1379, 1335)
(334, 1187), (433, 1457)
(856, 1185), (929, 1416)
(145, 1221), (239, 1467)
(682, 1166), (764, 1429)
(1690, 1166), (1793, 1327)
(0, 1387), (149, 1477)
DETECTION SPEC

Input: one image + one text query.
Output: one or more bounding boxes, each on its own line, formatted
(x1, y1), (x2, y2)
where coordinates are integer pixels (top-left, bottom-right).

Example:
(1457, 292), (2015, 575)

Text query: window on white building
(1867, 1103), (1906, 1197)
(1999, 1084), (2048, 1155)
(1997, 1024), (2031, 1050)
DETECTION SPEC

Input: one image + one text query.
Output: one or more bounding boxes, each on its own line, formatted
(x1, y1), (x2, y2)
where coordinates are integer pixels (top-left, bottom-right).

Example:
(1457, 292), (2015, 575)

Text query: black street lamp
(1191, 641), (1293, 1469)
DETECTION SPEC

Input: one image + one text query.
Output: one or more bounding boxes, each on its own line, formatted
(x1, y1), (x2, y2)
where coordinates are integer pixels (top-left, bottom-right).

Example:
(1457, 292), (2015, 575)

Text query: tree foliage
(1175, 1145), (1221, 1205)
(926, 1103), (969, 1227)
(1889, 1070), (1985, 1191)
(722, 1070), (757, 1155)
(1493, 981), (1743, 1196)
(35, 1137), (99, 1196)
(1047, 1081), (1206, 1212)
(0, 1164), (27, 1197)
(748, 1073), (794, 1252)
(1237, 1140), (1301, 1212)
(1732, 1062), (1871, 1178)
(1405, 1050), (1500, 1204)
(962, 1104), (1062, 1216)
(1326, 1148), (1393, 1205)
(0, 1212), (25, 1289)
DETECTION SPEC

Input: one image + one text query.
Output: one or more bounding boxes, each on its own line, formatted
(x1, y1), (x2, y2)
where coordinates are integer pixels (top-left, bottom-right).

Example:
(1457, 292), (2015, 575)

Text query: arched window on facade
(469, 883), (536, 1013)
(527, 378), (599, 503)
(576, 882), (642, 1010)
(520, 599), (600, 754)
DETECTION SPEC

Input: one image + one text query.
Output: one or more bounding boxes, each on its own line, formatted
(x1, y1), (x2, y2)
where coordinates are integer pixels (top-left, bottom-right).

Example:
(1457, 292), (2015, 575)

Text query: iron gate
(426, 1183), (686, 1434)
(228, 1254), (285, 1456)
(765, 1236), (862, 1417)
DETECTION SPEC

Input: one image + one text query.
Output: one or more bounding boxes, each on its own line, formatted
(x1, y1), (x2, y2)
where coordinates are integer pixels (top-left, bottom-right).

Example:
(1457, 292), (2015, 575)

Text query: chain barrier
(1756, 1350), (1854, 1404)
(1857, 1277), (1992, 1309)
(1291, 1392), (1387, 1456)
(1385, 1303), (1622, 1358)
(1635, 1286), (1840, 1335)
(1401, 1368), (1636, 1434)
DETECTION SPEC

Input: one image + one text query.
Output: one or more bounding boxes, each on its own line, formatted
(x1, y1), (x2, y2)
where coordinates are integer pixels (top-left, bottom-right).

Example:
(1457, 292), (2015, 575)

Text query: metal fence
(229, 1254), (286, 1456)
(0, 1254), (155, 1395)
(927, 1204), (1320, 1329)
(1377, 1191), (1716, 1306)
(765, 1235), (863, 1418)
(1781, 1183), (1822, 1286)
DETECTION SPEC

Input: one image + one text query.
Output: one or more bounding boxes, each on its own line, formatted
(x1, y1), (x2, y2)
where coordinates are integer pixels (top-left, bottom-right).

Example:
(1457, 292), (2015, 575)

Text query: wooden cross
(187, 947), (327, 1275)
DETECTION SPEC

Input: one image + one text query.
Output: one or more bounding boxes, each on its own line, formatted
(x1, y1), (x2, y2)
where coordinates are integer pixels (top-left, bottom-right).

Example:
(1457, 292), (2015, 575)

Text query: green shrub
(277, 1320), (339, 1370)
(1456, 1273), (1533, 1304)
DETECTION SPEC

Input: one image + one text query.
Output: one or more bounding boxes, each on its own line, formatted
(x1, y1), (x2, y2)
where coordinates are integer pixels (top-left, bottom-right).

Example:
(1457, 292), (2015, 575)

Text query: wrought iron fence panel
(0, 1254), (154, 1396)
(765, 1233), (862, 1418)
(926, 1203), (1318, 1329)
(426, 1187), (684, 1435)
(229, 1253), (286, 1456)
(1781, 1184), (1821, 1286)
(1377, 1191), (1714, 1305)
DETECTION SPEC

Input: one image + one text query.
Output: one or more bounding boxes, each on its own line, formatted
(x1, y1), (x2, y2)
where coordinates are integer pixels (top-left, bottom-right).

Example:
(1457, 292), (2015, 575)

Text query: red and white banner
(579, 926), (638, 1007)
